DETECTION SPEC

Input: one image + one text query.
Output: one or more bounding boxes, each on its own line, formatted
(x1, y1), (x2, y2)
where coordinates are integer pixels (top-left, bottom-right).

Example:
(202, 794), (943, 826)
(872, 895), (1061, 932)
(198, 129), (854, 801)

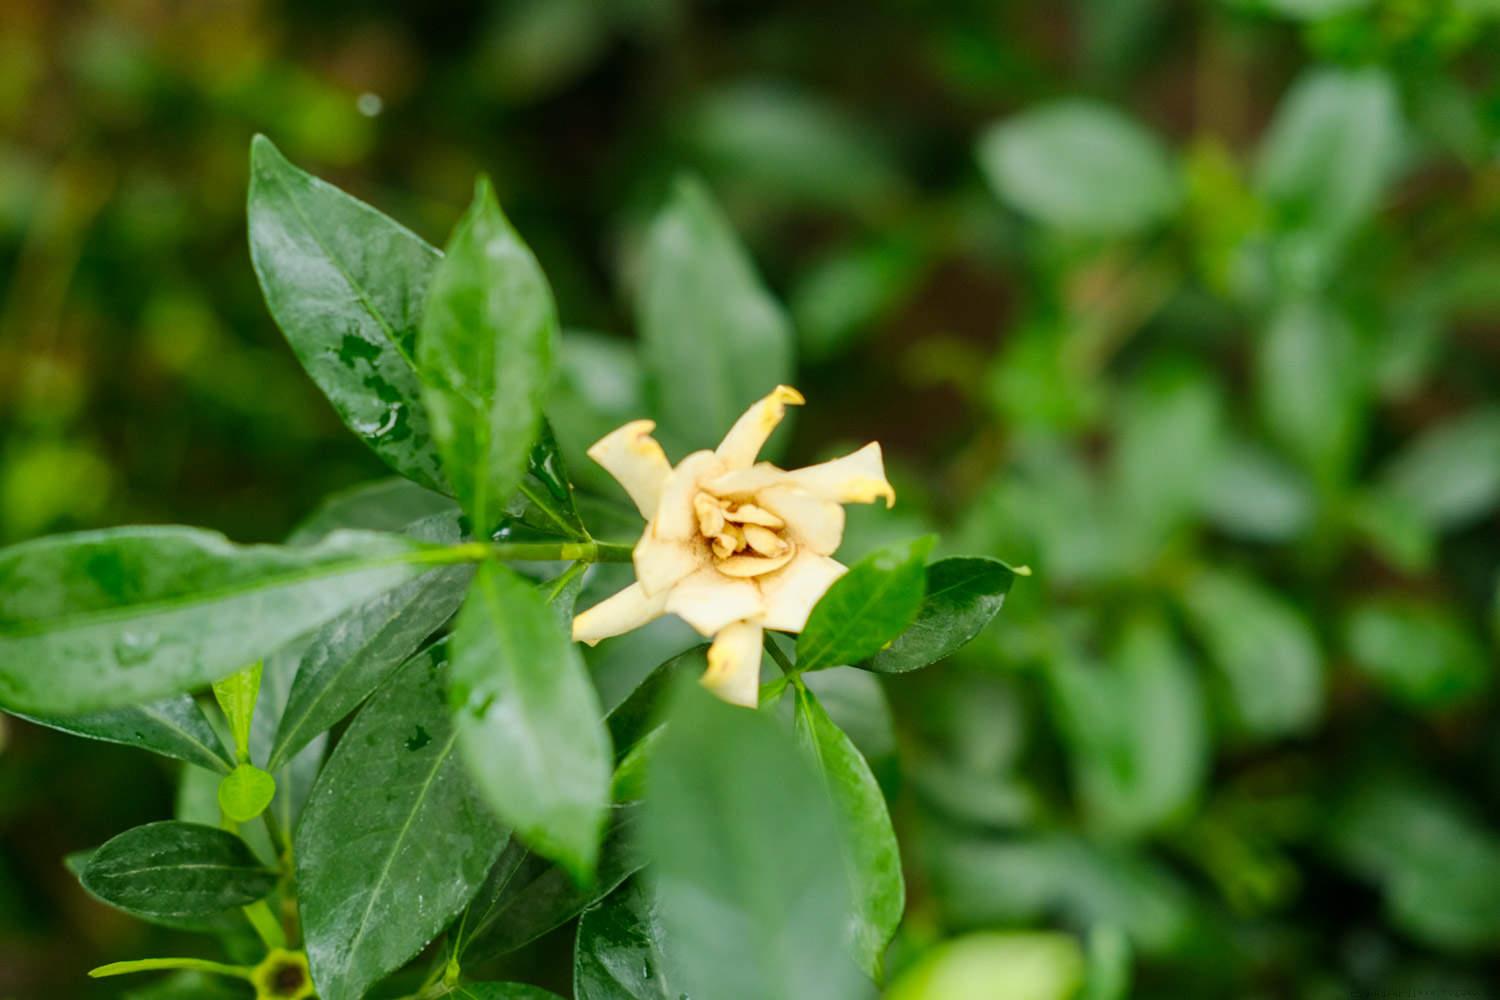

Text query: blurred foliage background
(4, 0), (1500, 997)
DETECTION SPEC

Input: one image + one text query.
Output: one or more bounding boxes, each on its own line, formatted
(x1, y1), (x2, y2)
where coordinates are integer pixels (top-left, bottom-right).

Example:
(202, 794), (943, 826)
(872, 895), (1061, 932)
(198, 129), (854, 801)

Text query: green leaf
(1179, 568), (1324, 739)
(1377, 407), (1500, 531)
(573, 876), (677, 1000)
(461, 804), (643, 962)
(1046, 619), (1209, 838)
(636, 176), (794, 456)
(450, 562), (612, 880)
(1201, 440), (1315, 542)
(211, 661), (261, 762)
(977, 100), (1179, 236)
(451, 985), (565, 1000)
(419, 178), (557, 534)
(865, 557), (1015, 674)
(1343, 599), (1488, 708)
(268, 564), (471, 768)
(1256, 299), (1366, 484)
(790, 234), (925, 363)
(793, 684), (904, 976)
(1256, 66), (1402, 251)
(496, 420), (589, 542)
(886, 932), (1084, 1000)
(0, 527), (452, 715)
(247, 136), (445, 490)
(7, 695), (233, 773)
(1328, 776), (1500, 952)
(798, 536), (933, 672)
(1112, 363), (1225, 533)
(217, 764), (277, 823)
(289, 478), (461, 544)
(81, 821), (276, 922)
(642, 681), (866, 1000)
(549, 331), (648, 496)
(297, 643), (506, 1000)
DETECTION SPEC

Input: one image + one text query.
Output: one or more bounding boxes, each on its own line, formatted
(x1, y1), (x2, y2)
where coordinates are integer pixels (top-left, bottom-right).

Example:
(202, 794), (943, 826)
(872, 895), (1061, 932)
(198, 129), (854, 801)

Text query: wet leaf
(81, 821), (276, 922)
(8, 695), (233, 773)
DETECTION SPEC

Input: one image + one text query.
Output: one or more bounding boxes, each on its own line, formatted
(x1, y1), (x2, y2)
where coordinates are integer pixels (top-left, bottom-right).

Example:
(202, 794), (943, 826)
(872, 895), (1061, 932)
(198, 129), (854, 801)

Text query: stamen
(723, 503), (785, 529)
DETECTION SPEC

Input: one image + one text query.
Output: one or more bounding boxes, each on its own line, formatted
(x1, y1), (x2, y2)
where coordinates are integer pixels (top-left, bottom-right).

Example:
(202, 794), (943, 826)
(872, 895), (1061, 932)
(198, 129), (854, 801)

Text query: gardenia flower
(572, 386), (894, 707)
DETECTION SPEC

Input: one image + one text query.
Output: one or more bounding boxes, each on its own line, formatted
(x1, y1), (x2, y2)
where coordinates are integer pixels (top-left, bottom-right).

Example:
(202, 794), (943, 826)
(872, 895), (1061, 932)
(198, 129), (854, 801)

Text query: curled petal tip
(773, 385), (806, 406)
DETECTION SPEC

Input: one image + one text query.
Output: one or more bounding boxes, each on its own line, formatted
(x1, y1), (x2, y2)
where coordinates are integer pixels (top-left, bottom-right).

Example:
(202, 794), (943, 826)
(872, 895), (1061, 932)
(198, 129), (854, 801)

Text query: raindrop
(641, 960), (652, 980)
(113, 631), (159, 667)
(405, 725), (432, 752)
(352, 404), (401, 439)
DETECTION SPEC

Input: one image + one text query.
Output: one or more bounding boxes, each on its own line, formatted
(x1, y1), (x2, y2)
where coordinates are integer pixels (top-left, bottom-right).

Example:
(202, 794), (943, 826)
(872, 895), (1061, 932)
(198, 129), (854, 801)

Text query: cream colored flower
(572, 386), (894, 707)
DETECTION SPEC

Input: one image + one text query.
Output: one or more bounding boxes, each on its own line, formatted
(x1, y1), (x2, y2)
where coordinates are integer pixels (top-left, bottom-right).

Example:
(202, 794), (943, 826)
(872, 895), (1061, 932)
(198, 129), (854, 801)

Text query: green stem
(91, 957), (253, 980)
(420, 540), (634, 566)
(244, 898), (288, 950)
(763, 634), (798, 676)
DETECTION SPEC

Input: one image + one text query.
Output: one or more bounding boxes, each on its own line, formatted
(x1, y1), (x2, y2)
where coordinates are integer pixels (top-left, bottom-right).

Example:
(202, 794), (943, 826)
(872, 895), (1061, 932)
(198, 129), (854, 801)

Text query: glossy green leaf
(289, 478), (461, 544)
(450, 562), (612, 880)
(798, 536), (933, 672)
(977, 100), (1179, 236)
(7, 695), (233, 773)
(0, 527), (452, 715)
(81, 821), (276, 922)
(268, 564), (471, 768)
(1256, 66), (1402, 247)
(419, 178), (557, 534)
(495, 420), (589, 542)
(451, 985), (565, 1000)
(643, 681), (865, 1000)
(297, 643), (505, 1000)
(793, 684), (904, 975)
(636, 176), (794, 456)
(574, 876), (677, 1000)
(1179, 568), (1324, 738)
(1343, 599), (1488, 708)
(1046, 619), (1209, 838)
(1377, 407), (1500, 531)
(217, 764), (276, 823)
(865, 556), (1014, 674)
(889, 932), (1084, 1000)
(462, 804), (643, 962)
(247, 136), (445, 490)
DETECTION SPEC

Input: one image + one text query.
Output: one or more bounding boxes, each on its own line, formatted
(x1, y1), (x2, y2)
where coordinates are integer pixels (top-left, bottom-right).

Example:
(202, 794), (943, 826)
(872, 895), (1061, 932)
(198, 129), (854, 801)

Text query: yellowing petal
(755, 485), (845, 556)
(785, 442), (895, 508)
(714, 385), (805, 469)
(633, 532), (704, 596)
(572, 582), (670, 646)
(586, 420), (673, 518)
(758, 551), (846, 633)
(701, 619), (764, 708)
(666, 566), (765, 635)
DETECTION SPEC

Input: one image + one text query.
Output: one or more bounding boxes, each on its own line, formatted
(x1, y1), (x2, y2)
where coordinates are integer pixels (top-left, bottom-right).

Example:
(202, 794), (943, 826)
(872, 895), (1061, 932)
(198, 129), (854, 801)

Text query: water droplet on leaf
(113, 631), (160, 667)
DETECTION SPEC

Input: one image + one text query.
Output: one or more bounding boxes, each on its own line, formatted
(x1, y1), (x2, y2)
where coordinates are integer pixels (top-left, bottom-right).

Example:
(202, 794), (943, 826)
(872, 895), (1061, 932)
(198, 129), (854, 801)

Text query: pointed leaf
(0, 527), (451, 715)
(419, 179), (557, 534)
(450, 562), (611, 880)
(81, 821), (277, 922)
(643, 681), (865, 1000)
(247, 136), (445, 489)
(574, 876), (678, 1000)
(793, 684), (904, 976)
(8, 695), (233, 773)
(297, 643), (506, 1000)
(865, 556), (1015, 674)
(636, 177), (794, 456)
(798, 536), (933, 672)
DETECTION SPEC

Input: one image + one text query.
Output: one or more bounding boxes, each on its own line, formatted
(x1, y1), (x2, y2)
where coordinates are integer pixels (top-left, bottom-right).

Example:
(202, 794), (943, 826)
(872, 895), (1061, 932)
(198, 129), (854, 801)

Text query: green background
(3, 0), (1500, 996)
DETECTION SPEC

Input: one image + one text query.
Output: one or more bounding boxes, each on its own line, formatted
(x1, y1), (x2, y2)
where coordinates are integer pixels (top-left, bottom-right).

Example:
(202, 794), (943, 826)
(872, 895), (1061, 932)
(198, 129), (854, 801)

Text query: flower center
(693, 491), (796, 578)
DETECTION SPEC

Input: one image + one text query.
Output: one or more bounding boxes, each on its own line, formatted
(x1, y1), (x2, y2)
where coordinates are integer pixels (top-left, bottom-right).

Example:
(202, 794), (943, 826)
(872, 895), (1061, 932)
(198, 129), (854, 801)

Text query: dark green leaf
(643, 681), (866, 1000)
(977, 100), (1179, 236)
(0, 527), (450, 715)
(1343, 599), (1488, 708)
(636, 176), (794, 456)
(451, 985), (565, 1000)
(297, 643), (506, 1000)
(574, 876), (678, 1000)
(793, 684), (904, 975)
(798, 537), (933, 672)
(8, 695), (233, 773)
(865, 557), (1014, 674)
(451, 562), (612, 880)
(462, 804), (644, 962)
(81, 821), (276, 922)
(1179, 568), (1324, 739)
(268, 564), (471, 768)
(495, 420), (588, 542)
(247, 136), (445, 490)
(419, 178), (557, 534)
